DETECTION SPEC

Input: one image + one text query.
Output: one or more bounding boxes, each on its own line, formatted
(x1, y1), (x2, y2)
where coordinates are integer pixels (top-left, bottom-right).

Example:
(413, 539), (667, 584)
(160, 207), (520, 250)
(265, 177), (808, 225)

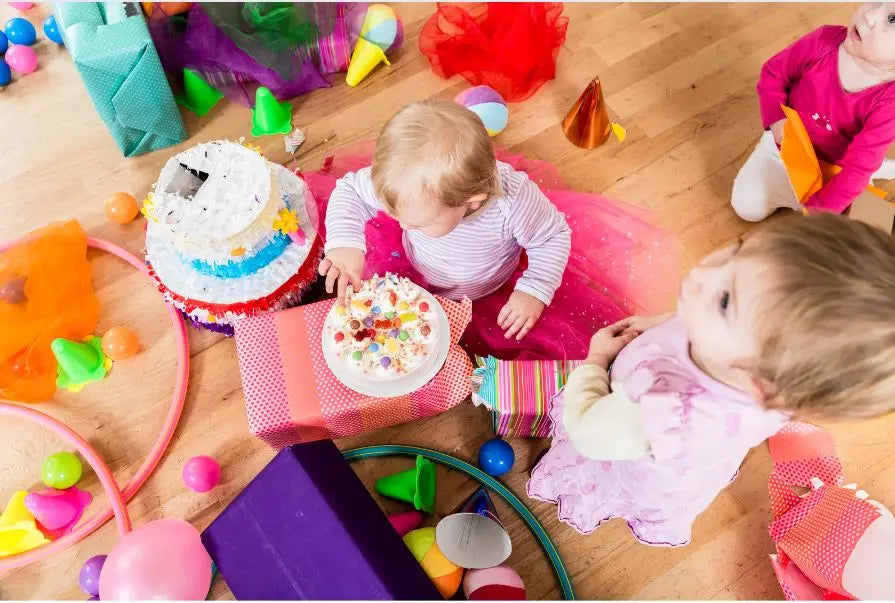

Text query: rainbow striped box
(471, 356), (582, 438)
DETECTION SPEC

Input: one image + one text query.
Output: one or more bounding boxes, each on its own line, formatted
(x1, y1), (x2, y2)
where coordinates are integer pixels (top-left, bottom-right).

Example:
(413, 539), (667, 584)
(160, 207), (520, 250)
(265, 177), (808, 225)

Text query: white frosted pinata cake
(322, 274), (450, 395)
(143, 140), (321, 335)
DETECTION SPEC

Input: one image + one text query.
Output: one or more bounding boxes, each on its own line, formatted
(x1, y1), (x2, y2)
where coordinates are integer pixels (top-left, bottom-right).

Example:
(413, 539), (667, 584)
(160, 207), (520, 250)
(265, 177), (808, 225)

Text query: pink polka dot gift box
(233, 294), (474, 448)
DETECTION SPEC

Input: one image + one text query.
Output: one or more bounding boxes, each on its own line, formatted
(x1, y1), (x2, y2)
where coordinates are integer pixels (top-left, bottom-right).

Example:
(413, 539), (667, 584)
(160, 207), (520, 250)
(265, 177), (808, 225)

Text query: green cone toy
(375, 455), (436, 513)
(51, 336), (108, 390)
(176, 68), (224, 117)
(251, 86), (293, 137)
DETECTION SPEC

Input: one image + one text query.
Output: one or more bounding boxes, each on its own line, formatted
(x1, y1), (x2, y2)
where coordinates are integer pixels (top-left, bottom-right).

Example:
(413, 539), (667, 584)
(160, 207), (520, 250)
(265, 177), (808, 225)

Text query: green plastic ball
(41, 451), (83, 489)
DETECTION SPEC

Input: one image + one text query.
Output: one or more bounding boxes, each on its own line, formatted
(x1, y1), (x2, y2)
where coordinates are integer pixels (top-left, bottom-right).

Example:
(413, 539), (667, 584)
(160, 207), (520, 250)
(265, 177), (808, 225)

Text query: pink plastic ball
(6, 44), (37, 74)
(182, 455), (221, 493)
(8, 2), (34, 11)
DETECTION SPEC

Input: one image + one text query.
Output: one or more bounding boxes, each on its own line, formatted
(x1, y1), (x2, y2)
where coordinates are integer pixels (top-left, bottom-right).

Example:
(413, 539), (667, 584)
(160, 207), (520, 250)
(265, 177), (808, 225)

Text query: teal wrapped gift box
(53, 2), (187, 157)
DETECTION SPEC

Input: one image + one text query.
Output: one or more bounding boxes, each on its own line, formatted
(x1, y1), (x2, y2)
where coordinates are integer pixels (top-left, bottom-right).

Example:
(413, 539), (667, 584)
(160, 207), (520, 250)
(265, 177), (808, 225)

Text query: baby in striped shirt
(320, 100), (571, 344)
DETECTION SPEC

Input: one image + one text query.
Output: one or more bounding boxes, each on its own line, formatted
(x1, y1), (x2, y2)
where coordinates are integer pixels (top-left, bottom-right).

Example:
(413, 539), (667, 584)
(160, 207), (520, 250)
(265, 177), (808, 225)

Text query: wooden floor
(3, 2), (894, 600)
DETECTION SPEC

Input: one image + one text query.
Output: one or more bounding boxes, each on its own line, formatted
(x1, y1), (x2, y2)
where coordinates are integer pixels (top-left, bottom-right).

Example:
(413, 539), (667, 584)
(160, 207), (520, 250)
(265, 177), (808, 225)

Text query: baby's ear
(732, 357), (778, 404)
(749, 376), (781, 406)
(466, 193), (488, 211)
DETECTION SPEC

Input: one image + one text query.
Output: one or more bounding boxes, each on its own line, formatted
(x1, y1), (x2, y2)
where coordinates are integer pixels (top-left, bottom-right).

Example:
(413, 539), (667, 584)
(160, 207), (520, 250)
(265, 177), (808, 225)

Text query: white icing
(148, 141), (292, 260)
(322, 274), (441, 381)
(145, 163), (317, 305)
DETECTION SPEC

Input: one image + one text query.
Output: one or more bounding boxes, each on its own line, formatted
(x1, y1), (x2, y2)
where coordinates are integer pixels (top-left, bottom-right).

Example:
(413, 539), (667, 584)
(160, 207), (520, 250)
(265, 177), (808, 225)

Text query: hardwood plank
(0, 3), (883, 601)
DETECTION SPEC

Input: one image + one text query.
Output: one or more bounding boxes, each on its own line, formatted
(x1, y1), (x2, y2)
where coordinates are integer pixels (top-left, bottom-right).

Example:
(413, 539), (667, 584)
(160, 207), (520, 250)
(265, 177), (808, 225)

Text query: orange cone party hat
(562, 77), (625, 149)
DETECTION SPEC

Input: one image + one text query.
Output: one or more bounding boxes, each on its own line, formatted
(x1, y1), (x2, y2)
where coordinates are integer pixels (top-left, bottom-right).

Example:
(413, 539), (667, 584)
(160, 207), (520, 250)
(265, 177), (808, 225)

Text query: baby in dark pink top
(732, 3), (895, 221)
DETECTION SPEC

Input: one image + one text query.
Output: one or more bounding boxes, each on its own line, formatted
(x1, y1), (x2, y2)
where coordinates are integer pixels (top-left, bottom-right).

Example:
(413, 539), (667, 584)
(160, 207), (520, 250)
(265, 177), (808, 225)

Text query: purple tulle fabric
(149, 3), (367, 106)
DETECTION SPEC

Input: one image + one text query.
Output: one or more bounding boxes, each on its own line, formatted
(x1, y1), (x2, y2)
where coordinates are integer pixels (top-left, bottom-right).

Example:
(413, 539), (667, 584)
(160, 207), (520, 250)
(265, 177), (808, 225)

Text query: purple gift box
(201, 440), (440, 600)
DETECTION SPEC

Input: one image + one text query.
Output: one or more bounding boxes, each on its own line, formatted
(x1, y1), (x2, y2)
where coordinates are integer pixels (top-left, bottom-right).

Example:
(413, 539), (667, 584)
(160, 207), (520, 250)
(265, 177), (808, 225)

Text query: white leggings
(730, 130), (895, 222)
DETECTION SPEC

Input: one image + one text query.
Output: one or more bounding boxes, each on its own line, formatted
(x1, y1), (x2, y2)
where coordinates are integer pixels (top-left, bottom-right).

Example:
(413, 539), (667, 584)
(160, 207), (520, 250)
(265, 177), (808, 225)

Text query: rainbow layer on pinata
(144, 140), (321, 334)
(323, 274), (440, 379)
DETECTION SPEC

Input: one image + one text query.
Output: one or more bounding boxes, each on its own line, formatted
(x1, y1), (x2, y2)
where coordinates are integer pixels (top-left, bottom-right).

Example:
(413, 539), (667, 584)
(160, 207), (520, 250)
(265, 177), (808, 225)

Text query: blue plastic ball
(5, 17), (36, 46)
(478, 438), (515, 477)
(0, 60), (10, 86)
(0, 30), (8, 54)
(43, 15), (63, 45)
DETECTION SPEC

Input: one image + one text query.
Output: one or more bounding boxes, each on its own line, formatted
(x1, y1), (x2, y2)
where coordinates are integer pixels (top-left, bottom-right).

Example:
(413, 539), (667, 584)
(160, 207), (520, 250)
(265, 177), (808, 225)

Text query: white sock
(872, 158), (895, 181)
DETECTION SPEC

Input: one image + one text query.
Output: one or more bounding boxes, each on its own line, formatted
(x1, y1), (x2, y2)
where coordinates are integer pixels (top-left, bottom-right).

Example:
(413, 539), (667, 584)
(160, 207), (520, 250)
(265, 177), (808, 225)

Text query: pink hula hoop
(0, 235), (190, 571)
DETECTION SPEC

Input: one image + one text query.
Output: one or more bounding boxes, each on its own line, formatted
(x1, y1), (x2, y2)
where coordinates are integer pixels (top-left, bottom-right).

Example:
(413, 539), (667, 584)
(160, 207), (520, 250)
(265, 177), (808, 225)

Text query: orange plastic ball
(104, 192), (140, 225)
(102, 327), (140, 360)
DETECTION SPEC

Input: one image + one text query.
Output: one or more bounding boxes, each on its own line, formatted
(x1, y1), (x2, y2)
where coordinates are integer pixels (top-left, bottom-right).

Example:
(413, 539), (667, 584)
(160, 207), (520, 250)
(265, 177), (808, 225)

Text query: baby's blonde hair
(372, 100), (501, 212)
(740, 213), (895, 420)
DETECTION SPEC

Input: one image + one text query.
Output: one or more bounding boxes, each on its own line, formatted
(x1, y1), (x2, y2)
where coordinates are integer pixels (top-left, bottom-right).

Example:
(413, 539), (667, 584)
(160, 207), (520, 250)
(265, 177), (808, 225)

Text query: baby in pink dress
(529, 214), (895, 546)
(732, 3), (895, 221)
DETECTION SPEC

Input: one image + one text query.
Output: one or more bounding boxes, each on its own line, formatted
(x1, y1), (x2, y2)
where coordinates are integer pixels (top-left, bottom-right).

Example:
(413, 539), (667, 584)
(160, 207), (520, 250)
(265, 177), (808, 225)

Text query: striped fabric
(472, 355), (582, 438)
(324, 162), (571, 304)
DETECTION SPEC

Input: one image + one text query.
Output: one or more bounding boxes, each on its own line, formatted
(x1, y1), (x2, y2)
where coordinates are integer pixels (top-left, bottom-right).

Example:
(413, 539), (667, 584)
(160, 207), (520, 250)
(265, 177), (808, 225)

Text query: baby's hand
(497, 291), (545, 341)
(319, 247), (365, 302)
(622, 313), (673, 335)
(770, 118), (785, 145)
(586, 318), (641, 369)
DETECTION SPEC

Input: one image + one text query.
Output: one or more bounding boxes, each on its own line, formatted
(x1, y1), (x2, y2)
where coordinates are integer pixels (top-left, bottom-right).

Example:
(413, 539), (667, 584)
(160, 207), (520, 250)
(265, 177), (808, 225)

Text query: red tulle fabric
(419, 3), (569, 102)
(305, 145), (682, 361)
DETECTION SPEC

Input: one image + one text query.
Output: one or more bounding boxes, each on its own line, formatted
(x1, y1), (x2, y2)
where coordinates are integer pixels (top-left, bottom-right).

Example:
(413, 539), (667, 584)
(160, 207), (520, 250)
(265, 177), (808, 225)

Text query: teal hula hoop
(343, 445), (575, 600)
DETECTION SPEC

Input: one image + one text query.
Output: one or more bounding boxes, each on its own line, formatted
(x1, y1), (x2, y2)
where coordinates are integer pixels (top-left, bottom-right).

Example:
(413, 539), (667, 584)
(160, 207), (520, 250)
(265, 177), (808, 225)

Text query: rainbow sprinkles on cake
(323, 274), (441, 380)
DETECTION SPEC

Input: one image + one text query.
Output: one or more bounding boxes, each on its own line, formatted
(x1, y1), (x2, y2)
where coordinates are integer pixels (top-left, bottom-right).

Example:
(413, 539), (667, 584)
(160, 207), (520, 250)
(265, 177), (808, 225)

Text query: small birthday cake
(144, 140), (322, 335)
(322, 274), (449, 391)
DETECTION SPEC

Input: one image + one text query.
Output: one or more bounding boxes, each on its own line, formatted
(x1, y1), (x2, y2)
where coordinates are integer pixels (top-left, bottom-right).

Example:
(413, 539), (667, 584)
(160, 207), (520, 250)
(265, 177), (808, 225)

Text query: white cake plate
(321, 289), (451, 398)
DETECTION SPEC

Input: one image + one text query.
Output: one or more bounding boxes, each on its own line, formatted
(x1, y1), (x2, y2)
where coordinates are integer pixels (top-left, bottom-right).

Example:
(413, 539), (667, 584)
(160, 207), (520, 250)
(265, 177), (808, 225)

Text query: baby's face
(844, 3), (895, 68)
(389, 194), (485, 238)
(676, 240), (772, 375)
(390, 201), (467, 238)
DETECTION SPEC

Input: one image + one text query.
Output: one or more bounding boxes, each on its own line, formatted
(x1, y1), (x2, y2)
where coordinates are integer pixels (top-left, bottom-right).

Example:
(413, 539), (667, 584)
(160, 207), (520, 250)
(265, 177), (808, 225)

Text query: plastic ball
(101, 326), (140, 360)
(98, 518), (212, 600)
(8, 2), (34, 11)
(104, 192), (139, 224)
(455, 86), (509, 137)
(403, 527), (463, 598)
(41, 451), (83, 489)
(5, 43), (36, 74)
(43, 15), (63, 45)
(182, 455), (221, 493)
(478, 438), (514, 477)
(78, 555), (107, 597)
(0, 30), (8, 54)
(0, 60), (9, 87)
(463, 563), (526, 600)
(5, 17), (36, 45)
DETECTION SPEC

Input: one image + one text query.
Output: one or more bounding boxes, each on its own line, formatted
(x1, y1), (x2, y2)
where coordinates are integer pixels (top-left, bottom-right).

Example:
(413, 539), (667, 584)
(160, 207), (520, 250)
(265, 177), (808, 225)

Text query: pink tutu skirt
(305, 144), (681, 360)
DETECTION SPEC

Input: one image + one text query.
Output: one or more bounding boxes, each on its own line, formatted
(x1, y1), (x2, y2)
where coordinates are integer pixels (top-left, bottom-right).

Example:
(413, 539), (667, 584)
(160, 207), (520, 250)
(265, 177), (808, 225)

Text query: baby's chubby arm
(562, 320), (651, 461)
(321, 168), (382, 299)
(504, 172), (571, 306)
(806, 99), (895, 214)
(756, 27), (827, 130)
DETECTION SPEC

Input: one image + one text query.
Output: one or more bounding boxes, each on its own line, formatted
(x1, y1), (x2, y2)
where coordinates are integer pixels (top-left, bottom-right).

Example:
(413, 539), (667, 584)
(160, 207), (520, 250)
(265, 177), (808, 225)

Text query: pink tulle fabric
(304, 143), (682, 360)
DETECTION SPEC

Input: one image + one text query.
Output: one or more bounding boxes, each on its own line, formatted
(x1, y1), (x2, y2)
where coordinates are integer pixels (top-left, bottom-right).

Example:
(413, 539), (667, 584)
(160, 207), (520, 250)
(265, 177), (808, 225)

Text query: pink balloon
(7, 2), (34, 10)
(6, 44), (37, 74)
(99, 518), (212, 600)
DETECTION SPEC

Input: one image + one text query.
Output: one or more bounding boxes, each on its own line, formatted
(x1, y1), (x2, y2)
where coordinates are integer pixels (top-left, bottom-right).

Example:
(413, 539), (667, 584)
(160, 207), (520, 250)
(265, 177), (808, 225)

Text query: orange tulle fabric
(419, 3), (569, 102)
(0, 221), (100, 402)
